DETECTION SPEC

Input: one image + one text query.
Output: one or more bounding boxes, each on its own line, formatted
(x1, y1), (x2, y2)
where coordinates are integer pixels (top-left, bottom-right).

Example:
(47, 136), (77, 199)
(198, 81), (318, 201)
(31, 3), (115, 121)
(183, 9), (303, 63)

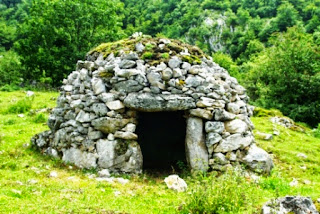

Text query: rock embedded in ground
(255, 131), (273, 141)
(98, 169), (110, 178)
(49, 171), (58, 178)
(164, 175), (187, 192)
(262, 196), (319, 214)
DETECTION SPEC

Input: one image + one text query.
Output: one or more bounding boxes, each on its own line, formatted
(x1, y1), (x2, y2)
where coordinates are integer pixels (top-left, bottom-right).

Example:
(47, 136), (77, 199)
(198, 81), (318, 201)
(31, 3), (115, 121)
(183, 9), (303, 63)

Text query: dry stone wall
(32, 35), (273, 174)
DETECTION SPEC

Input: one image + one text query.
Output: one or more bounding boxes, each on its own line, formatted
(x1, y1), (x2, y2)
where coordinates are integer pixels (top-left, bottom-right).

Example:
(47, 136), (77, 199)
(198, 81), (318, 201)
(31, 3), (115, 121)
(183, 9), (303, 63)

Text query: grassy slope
(0, 91), (319, 213)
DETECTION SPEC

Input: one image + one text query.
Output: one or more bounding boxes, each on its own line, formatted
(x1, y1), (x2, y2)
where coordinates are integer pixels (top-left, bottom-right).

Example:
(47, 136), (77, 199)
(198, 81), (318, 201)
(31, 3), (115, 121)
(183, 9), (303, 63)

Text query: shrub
(7, 97), (33, 114)
(181, 170), (262, 213)
(313, 124), (320, 139)
(0, 51), (23, 87)
(0, 84), (20, 92)
(4, 119), (16, 125)
(244, 27), (320, 127)
(33, 113), (47, 123)
(213, 52), (239, 77)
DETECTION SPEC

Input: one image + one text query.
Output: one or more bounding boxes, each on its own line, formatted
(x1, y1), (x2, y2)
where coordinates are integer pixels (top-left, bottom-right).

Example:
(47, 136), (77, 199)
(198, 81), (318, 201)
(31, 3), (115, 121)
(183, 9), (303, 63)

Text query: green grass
(0, 91), (320, 213)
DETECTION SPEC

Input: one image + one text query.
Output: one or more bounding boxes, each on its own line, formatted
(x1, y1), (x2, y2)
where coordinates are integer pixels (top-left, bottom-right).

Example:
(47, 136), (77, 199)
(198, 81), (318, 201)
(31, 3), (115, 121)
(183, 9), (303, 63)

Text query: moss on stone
(181, 55), (202, 65)
(167, 42), (185, 53)
(177, 80), (185, 86)
(253, 107), (283, 117)
(99, 71), (114, 78)
(88, 35), (208, 66)
(115, 140), (129, 156)
(160, 53), (170, 59)
(142, 52), (154, 60)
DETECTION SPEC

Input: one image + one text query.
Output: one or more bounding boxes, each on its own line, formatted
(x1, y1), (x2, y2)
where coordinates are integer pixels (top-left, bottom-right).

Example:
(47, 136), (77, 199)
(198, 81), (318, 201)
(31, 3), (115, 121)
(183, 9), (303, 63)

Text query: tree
(0, 51), (22, 86)
(15, 0), (124, 85)
(0, 17), (16, 51)
(275, 1), (299, 31)
(245, 27), (320, 127)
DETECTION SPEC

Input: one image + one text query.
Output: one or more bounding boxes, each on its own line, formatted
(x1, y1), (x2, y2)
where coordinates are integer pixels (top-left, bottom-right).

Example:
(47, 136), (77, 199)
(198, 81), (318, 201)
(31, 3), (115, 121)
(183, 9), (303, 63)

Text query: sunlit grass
(0, 91), (319, 213)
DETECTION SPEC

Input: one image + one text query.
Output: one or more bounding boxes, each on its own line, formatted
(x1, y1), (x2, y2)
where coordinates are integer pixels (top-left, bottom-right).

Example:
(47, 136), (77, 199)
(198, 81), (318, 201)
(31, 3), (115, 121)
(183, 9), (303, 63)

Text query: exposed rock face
(31, 35), (273, 174)
(262, 196), (319, 214)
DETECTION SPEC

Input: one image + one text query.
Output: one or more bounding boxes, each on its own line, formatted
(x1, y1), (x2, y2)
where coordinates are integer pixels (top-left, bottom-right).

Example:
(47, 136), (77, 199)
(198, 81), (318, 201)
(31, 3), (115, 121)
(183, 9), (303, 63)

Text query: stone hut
(32, 34), (273, 174)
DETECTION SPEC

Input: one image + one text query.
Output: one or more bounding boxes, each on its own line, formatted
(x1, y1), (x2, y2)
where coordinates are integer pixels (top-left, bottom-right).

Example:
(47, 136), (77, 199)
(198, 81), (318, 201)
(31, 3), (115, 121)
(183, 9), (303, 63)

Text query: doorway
(136, 111), (187, 171)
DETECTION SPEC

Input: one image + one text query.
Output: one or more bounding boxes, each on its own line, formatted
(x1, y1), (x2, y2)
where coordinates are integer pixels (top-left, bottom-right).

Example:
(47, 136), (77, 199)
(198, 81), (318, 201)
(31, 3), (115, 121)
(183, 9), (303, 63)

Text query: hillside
(1, 0), (320, 128)
(0, 91), (319, 213)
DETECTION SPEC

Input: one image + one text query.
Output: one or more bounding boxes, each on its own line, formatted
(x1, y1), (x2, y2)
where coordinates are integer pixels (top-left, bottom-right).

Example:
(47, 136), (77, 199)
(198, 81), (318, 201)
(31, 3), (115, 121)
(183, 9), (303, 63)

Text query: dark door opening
(136, 111), (187, 171)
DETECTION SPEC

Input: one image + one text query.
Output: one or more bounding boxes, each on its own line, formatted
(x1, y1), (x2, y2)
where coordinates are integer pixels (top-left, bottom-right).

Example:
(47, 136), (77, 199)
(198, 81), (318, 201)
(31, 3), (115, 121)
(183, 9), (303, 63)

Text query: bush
(0, 51), (23, 86)
(33, 113), (47, 123)
(213, 52), (239, 77)
(313, 124), (320, 139)
(244, 27), (320, 127)
(7, 97), (33, 114)
(4, 119), (16, 125)
(0, 84), (20, 92)
(181, 170), (262, 213)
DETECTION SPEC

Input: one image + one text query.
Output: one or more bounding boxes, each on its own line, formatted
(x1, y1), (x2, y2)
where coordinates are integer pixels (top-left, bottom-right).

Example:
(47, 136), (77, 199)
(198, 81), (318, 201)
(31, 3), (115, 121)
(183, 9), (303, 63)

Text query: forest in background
(0, 0), (319, 127)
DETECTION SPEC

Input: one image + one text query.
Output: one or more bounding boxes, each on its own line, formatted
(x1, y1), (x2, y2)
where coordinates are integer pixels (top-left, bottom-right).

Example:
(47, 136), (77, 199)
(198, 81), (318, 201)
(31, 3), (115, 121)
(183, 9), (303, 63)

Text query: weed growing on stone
(313, 124), (320, 138)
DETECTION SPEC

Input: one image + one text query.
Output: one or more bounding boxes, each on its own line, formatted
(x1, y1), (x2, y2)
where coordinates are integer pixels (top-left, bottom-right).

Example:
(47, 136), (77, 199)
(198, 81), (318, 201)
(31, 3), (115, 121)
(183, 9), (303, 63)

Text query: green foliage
(0, 84), (20, 92)
(33, 113), (46, 123)
(0, 17), (16, 51)
(313, 124), (320, 138)
(245, 27), (320, 127)
(141, 52), (153, 60)
(213, 52), (239, 76)
(0, 51), (22, 86)
(275, 2), (300, 32)
(7, 97), (33, 113)
(15, 0), (124, 86)
(0, 0), (319, 127)
(4, 119), (16, 125)
(181, 170), (262, 213)
(160, 52), (169, 59)
(253, 107), (283, 118)
(259, 172), (291, 196)
(1, 91), (320, 212)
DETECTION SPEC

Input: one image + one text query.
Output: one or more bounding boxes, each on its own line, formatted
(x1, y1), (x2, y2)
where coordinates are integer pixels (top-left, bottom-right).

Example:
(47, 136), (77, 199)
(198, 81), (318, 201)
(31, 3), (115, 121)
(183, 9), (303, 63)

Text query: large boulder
(262, 196), (319, 214)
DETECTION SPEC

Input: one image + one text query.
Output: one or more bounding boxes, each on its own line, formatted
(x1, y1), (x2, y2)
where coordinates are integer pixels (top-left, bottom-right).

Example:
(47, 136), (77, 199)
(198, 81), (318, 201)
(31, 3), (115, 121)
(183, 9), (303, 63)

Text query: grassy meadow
(0, 91), (319, 213)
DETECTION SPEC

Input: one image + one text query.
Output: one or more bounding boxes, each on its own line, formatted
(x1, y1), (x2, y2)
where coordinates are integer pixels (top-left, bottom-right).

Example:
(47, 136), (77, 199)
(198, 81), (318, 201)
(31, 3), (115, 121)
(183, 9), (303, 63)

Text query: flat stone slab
(124, 93), (196, 112)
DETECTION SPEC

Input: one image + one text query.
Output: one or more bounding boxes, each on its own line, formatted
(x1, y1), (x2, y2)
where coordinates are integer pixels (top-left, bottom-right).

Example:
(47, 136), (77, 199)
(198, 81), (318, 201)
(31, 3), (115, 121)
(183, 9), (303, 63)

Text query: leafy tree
(15, 0), (124, 85)
(0, 17), (16, 51)
(275, 1), (300, 31)
(213, 52), (239, 77)
(245, 27), (320, 127)
(0, 51), (22, 86)
(0, 0), (21, 8)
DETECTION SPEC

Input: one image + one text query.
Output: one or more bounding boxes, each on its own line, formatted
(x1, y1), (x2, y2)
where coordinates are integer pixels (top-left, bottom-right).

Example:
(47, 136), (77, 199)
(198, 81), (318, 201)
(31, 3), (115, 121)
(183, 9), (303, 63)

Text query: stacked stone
(32, 36), (273, 174)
